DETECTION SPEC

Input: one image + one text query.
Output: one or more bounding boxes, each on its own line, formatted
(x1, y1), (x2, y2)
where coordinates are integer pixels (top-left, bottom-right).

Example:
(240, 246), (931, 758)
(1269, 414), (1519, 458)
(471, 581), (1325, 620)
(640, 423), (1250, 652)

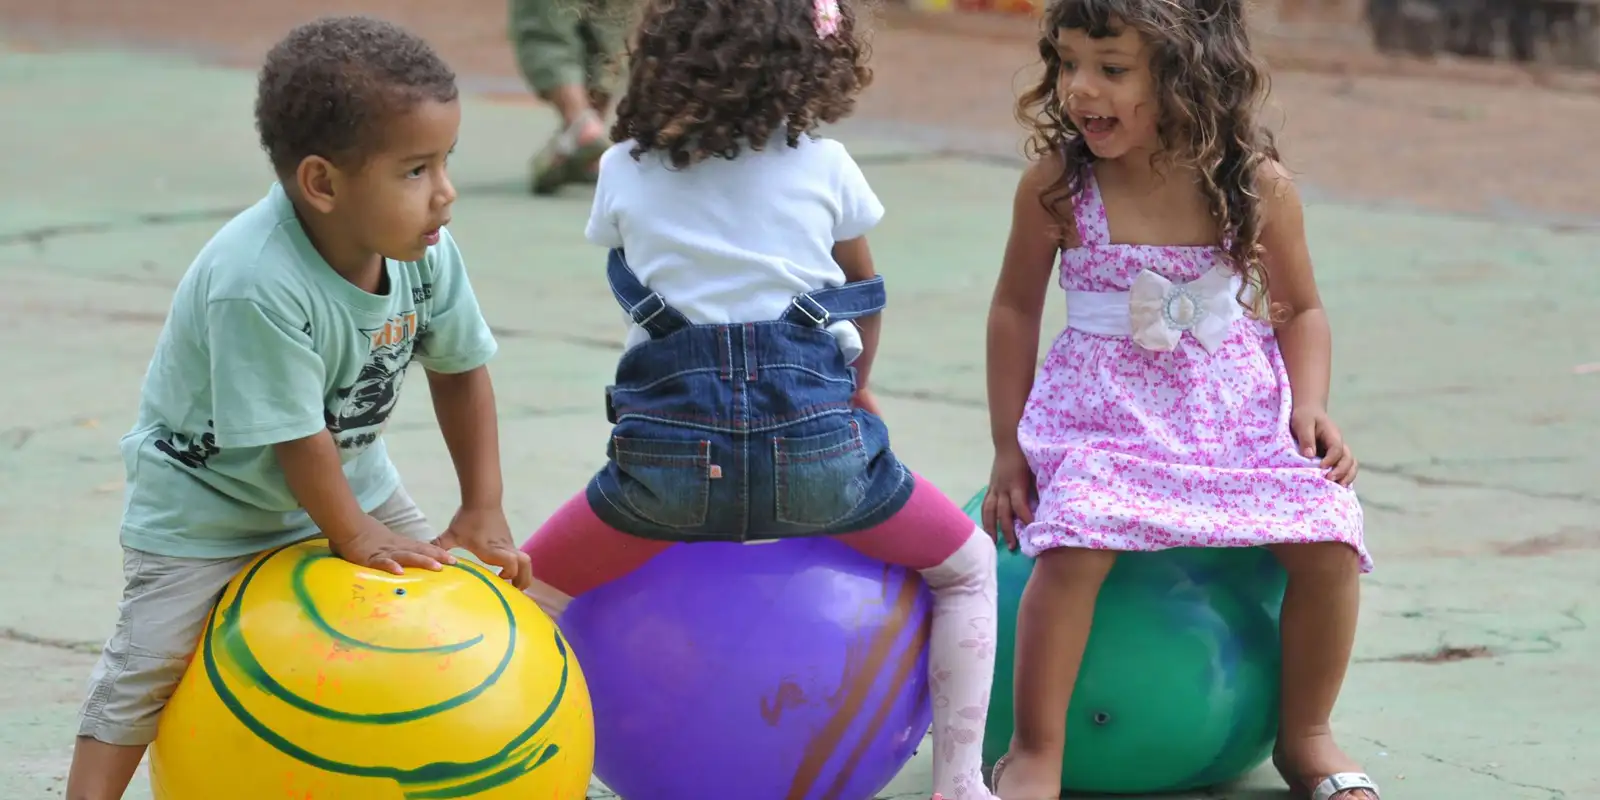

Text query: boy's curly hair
(255, 16), (459, 178)
(610, 0), (874, 168)
(1018, 0), (1281, 319)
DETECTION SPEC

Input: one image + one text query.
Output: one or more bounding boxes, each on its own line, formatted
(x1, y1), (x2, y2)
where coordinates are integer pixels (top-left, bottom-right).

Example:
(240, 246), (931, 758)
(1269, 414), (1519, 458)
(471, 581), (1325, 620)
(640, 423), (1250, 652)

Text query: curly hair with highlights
(255, 15), (459, 178)
(610, 0), (875, 169)
(1017, 0), (1281, 319)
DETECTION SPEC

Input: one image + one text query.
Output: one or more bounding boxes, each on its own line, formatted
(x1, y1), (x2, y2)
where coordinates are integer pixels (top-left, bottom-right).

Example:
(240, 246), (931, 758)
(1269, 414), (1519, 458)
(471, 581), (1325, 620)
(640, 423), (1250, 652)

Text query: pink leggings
(519, 475), (1003, 800)
(522, 475), (974, 596)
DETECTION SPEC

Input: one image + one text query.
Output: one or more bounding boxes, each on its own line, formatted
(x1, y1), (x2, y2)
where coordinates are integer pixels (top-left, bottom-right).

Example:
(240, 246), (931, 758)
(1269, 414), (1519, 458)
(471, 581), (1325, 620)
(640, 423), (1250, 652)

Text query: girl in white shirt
(518, 1), (1002, 798)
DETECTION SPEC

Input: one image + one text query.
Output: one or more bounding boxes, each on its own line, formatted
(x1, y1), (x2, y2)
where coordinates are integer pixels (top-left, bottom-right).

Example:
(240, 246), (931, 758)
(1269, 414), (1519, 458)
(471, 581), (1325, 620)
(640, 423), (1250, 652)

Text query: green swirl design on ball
(198, 543), (573, 798)
(293, 554), (484, 656)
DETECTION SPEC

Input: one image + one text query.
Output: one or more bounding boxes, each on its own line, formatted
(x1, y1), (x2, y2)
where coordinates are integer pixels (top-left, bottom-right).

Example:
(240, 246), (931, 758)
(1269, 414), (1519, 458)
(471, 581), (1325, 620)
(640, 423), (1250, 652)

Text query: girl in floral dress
(981, 0), (1378, 798)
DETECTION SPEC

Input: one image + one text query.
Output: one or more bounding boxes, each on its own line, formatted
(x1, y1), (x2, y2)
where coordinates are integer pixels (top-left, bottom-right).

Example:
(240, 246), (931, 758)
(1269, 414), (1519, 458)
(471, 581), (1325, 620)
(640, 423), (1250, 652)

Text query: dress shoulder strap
(1070, 168), (1110, 247)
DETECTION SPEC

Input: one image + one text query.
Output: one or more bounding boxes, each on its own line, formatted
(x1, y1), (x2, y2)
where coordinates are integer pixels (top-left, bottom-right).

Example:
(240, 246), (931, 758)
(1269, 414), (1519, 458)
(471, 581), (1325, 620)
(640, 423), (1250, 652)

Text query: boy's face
(335, 98), (461, 264)
(1054, 22), (1159, 161)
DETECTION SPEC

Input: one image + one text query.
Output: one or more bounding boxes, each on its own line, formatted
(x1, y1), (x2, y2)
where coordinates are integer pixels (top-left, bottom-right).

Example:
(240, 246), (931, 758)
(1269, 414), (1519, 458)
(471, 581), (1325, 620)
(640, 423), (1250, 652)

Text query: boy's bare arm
(425, 366), (531, 589)
(275, 431), (456, 574)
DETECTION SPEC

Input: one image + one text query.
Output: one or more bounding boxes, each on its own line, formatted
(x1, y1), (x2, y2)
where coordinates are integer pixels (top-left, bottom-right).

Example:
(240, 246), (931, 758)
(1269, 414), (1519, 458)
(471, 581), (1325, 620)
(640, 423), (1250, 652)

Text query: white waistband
(1063, 266), (1251, 354)
(1063, 289), (1140, 336)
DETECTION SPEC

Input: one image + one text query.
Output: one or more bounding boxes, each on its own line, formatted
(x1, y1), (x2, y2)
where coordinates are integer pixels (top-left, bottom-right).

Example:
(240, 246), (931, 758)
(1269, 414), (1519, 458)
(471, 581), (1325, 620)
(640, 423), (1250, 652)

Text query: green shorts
(509, 0), (627, 97)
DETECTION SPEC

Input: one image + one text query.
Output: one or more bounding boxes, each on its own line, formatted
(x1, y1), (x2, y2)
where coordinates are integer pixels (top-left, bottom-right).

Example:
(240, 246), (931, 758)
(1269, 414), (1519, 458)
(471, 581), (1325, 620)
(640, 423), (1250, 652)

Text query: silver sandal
(1311, 772), (1381, 800)
(988, 754), (1010, 793)
(1274, 748), (1381, 800)
(989, 754), (1050, 799)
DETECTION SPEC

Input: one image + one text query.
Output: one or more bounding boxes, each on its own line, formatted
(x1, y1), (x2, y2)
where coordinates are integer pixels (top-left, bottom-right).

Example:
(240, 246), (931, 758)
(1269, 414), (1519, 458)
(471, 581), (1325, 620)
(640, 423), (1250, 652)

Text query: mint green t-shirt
(118, 183), (498, 559)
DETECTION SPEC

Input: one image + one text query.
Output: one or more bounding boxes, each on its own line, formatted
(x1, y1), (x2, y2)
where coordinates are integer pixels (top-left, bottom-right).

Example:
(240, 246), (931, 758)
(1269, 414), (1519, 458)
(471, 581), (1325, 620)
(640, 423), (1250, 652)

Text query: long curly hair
(610, 0), (874, 168)
(1018, 0), (1280, 319)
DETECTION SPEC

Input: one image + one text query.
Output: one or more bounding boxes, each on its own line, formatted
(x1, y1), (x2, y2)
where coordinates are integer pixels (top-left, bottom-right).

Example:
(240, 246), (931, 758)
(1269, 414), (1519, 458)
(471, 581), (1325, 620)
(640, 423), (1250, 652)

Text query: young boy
(65, 17), (530, 799)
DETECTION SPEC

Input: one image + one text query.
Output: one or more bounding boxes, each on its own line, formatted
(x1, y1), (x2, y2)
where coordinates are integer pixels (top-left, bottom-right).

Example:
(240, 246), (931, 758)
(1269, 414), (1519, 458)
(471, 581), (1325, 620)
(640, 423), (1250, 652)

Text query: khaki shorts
(76, 487), (435, 747)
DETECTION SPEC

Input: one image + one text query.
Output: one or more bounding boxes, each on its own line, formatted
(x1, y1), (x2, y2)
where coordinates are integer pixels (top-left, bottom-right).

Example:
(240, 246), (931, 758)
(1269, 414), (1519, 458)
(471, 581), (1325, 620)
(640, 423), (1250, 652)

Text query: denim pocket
(773, 419), (870, 529)
(610, 436), (712, 529)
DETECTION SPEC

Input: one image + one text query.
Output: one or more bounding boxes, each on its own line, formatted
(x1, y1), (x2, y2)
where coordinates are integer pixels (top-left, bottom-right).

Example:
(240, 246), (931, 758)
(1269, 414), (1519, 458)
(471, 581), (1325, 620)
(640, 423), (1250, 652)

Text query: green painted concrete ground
(2, 44), (1596, 800)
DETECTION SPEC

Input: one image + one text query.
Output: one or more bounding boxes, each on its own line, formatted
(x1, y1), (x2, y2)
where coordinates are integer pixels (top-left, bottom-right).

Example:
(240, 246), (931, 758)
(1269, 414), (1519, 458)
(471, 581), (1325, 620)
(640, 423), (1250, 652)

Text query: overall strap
(607, 247), (887, 338)
(606, 248), (693, 339)
(780, 275), (887, 329)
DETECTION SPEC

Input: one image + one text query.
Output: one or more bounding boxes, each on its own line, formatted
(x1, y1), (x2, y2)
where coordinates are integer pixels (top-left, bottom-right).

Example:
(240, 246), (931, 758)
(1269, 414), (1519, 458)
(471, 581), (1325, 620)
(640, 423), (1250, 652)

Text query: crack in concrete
(1413, 751), (1568, 798)
(1, 426), (35, 451)
(488, 325), (623, 353)
(1361, 462), (1600, 507)
(1476, 608), (1588, 658)
(0, 206), (245, 249)
(1355, 736), (1567, 798)
(487, 324), (988, 411)
(1359, 607), (1587, 664)
(0, 627), (101, 655)
(0, 413), (112, 453)
(0, 150), (961, 252)
(381, 403), (597, 433)
(1355, 497), (1408, 514)
(1362, 644), (1497, 664)
(874, 386), (986, 409)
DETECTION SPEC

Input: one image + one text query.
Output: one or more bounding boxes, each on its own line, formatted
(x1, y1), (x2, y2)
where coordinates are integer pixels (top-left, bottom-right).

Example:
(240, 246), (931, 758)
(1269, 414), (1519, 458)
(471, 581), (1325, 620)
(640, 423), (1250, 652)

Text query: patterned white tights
(917, 529), (1001, 800)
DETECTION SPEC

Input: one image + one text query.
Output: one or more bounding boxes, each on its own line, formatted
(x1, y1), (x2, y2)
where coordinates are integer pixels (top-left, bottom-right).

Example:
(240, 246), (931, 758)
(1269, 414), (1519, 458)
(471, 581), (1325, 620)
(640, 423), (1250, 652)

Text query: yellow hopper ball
(148, 539), (593, 799)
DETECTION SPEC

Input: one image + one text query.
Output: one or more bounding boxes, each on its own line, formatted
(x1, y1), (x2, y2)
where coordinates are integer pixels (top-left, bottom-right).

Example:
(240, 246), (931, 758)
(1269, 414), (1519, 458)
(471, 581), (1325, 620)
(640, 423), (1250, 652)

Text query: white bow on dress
(1127, 265), (1244, 355)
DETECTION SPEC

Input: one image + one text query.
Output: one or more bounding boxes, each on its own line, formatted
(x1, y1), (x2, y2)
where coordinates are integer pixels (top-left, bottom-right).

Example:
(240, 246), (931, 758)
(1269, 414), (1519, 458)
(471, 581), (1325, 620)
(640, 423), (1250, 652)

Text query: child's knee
(80, 549), (236, 746)
(1033, 546), (1117, 588)
(919, 527), (998, 592)
(77, 648), (190, 747)
(521, 579), (574, 620)
(1269, 541), (1360, 581)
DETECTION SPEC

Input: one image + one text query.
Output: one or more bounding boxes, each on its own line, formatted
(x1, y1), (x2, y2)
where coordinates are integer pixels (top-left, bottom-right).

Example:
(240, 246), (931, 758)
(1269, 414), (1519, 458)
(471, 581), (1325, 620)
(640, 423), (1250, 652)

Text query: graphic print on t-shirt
(155, 425), (220, 469)
(326, 311), (420, 452)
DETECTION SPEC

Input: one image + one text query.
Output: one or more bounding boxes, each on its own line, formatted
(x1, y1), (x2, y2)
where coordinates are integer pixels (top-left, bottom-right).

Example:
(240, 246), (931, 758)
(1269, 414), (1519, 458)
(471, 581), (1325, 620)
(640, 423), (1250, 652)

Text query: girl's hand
(1290, 405), (1358, 487)
(983, 449), (1036, 551)
(851, 387), (881, 416)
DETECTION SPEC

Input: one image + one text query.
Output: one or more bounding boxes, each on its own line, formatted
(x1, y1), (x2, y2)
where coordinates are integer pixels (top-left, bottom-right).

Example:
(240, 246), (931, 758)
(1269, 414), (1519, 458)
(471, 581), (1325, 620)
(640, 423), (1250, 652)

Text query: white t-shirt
(585, 133), (885, 359)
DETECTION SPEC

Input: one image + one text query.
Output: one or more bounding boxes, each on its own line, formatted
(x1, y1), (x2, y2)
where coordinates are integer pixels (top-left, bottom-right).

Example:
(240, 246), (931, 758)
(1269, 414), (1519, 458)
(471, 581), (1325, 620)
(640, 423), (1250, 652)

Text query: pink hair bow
(814, 0), (842, 37)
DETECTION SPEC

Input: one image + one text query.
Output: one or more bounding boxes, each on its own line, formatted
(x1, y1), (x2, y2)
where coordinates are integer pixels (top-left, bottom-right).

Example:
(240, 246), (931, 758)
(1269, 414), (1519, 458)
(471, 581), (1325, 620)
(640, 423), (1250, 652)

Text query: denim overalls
(586, 249), (914, 542)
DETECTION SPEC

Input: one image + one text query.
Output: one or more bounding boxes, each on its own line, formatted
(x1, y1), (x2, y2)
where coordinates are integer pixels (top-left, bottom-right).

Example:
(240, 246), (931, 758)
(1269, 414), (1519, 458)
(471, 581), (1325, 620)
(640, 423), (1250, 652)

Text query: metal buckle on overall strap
(790, 293), (830, 327)
(627, 292), (669, 328)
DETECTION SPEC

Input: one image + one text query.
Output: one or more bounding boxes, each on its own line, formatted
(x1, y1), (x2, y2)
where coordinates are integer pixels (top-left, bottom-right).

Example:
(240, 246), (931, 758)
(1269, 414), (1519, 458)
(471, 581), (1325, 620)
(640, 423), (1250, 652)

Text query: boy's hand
(331, 515), (458, 575)
(433, 507), (532, 590)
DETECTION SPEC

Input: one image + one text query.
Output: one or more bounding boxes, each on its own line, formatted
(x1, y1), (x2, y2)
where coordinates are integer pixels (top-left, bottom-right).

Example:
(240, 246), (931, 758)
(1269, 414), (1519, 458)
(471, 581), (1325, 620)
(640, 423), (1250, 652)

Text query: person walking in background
(509, 0), (626, 194)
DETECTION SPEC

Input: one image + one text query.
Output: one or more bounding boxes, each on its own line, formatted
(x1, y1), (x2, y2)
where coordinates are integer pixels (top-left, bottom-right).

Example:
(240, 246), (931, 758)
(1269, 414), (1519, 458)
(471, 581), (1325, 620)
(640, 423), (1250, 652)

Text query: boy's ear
(294, 155), (341, 214)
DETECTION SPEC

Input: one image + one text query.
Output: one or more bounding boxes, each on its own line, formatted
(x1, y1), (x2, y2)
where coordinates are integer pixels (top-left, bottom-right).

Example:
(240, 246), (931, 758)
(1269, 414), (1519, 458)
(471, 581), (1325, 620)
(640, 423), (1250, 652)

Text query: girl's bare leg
(1268, 542), (1376, 800)
(991, 547), (1116, 800)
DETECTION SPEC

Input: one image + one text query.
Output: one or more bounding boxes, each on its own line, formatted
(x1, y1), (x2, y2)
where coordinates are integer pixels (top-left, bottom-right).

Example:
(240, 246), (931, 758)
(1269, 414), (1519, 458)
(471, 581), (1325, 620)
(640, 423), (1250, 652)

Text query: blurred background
(4, 0), (1600, 220)
(2, 1), (1597, 798)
